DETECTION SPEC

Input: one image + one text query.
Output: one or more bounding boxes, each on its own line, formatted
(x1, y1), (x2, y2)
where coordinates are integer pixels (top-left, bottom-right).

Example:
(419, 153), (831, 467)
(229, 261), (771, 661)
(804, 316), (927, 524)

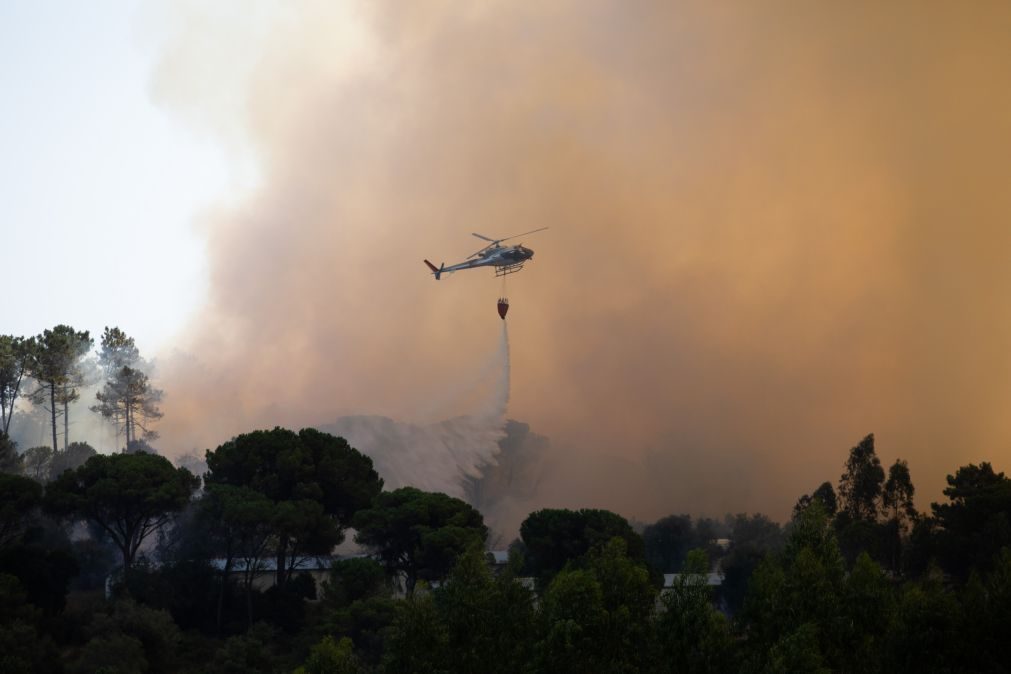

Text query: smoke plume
(321, 322), (511, 499)
(153, 1), (1011, 522)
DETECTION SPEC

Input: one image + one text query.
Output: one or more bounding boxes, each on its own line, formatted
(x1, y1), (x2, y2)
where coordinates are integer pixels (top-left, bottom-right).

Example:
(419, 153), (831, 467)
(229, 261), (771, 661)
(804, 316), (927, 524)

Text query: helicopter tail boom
(424, 259), (444, 280)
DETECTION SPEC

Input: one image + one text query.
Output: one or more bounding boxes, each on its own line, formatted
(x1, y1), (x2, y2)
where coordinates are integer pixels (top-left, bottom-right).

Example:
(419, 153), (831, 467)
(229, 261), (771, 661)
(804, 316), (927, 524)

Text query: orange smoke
(154, 1), (1011, 521)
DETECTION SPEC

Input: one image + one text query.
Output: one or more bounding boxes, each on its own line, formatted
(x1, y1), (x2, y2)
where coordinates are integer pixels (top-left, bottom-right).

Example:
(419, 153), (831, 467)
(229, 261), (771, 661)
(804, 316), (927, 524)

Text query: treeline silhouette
(1, 427), (1010, 673)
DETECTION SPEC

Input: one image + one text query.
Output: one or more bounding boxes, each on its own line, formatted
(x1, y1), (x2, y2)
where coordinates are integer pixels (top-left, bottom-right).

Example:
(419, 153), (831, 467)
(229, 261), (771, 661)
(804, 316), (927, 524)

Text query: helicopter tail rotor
(424, 259), (444, 280)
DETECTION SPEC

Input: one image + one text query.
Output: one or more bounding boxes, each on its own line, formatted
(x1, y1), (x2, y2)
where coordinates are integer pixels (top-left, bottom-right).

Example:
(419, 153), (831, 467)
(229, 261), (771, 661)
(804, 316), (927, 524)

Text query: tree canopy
(642, 513), (695, 572)
(26, 325), (92, 451)
(519, 508), (645, 584)
(354, 487), (487, 596)
(0, 334), (34, 436)
(0, 473), (42, 548)
(45, 452), (199, 575)
(838, 434), (885, 522)
(92, 326), (164, 448)
(205, 427), (383, 588)
(931, 462), (1011, 579)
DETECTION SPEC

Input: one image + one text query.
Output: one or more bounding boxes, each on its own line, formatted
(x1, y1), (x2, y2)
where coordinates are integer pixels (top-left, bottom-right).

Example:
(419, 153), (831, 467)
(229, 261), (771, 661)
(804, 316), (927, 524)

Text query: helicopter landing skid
(495, 263), (525, 277)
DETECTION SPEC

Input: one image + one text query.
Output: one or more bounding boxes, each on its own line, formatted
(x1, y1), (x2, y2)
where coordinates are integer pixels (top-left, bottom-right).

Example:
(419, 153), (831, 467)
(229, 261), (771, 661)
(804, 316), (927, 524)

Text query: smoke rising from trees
(152, 1), (1011, 521)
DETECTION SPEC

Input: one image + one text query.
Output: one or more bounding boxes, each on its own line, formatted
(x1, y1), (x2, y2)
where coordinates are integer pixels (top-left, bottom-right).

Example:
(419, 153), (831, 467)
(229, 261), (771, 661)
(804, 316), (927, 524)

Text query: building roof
(663, 572), (723, 588)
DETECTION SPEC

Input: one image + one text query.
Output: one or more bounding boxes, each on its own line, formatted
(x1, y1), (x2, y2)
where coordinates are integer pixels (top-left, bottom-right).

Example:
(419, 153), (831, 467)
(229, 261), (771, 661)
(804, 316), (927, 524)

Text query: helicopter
(424, 227), (548, 280)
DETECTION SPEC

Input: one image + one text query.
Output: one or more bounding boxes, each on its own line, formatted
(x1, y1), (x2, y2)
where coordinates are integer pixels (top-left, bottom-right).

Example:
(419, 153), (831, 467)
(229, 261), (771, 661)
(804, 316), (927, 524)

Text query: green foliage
(833, 511), (889, 567)
(8, 409), (1011, 673)
(839, 552), (893, 673)
(73, 632), (149, 674)
(741, 502), (846, 669)
(959, 548), (1011, 669)
(763, 623), (829, 674)
(538, 568), (608, 673)
(642, 513), (710, 573)
(25, 325), (92, 451)
(383, 593), (450, 674)
(0, 573), (59, 674)
(205, 427), (382, 588)
(124, 560), (225, 633)
(323, 556), (387, 606)
(585, 538), (657, 672)
(658, 563), (735, 674)
(197, 483), (275, 628)
(92, 327), (163, 447)
(256, 583), (310, 633)
(211, 622), (282, 674)
(0, 432), (21, 474)
(838, 433), (884, 522)
(794, 481), (838, 518)
(297, 635), (362, 674)
(931, 462), (1011, 579)
(683, 547), (710, 575)
(48, 441), (97, 480)
(530, 537), (659, 673)
(321, 594), (399, 667)
(354, 487), (487, 595)
(883, 459), (917, 525)
(437, 546), (536, 673)
(0, 536), (78, 617)
(882, 568), (962, 672)
(520, 508), (645, 585)
(0, 472), (42, 547)
(45, 451), (199, 573)
(70, 536), (119, 591)
(82, 599), (182, 674)
(721, 513), (784, 613)
(20, 445), (53, 482)
(0, 334), (34, 437)
(199, 483), (275, 567)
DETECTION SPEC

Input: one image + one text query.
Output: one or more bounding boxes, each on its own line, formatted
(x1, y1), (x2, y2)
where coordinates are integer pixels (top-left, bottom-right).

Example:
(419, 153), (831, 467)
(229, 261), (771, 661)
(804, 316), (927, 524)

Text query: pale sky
(0, 0), (233, 356)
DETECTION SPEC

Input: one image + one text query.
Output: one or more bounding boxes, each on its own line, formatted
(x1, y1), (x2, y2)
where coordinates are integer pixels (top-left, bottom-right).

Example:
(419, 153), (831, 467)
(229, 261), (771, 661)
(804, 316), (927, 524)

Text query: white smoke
(321, 322), (511, 498)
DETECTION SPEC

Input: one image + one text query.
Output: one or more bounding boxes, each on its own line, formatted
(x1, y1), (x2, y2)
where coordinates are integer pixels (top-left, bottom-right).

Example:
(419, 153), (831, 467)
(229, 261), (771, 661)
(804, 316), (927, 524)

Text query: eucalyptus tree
(838, 434), (885, 522)
(883, 459), (917, 529)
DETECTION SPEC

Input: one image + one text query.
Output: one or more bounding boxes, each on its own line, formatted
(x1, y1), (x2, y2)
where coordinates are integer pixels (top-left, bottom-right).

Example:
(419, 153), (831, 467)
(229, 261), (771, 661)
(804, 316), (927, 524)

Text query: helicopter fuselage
(425, 227), (546, 280)
(425, 245), (534, 279)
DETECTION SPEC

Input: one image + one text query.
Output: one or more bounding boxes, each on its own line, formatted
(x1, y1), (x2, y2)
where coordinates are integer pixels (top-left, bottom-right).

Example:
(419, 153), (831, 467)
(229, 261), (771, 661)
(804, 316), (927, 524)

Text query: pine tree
(91, 328), (163, 449)
(0, 335), (35, 436)
(26, 326), (92, 452)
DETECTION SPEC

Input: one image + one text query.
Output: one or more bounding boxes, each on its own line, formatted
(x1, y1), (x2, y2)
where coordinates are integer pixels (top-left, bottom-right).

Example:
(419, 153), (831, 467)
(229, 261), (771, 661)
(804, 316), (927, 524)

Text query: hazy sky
(7, 1), (1011, 523)
(0, 0), (237, 355)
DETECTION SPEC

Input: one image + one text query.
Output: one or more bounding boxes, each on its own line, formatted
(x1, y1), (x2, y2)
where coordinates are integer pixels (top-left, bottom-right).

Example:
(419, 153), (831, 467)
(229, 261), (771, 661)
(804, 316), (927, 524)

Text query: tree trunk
(125, 399), (133, 450)
(244, 573), (254, 629)
(217, 550), (232, 633)
(276, 536), (289, 589)
(1, 370), (22, 435)
(63, 388), (69, 450)
(118, 543), (133, 597)
(50, 383), (58, 452)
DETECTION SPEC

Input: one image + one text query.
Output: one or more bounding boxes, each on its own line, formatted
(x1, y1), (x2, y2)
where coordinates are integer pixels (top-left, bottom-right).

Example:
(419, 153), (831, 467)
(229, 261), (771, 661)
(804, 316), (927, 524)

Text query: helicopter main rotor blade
(471, 233), (497, 242)
(467, 245), (491, 259)
(497, 226), (549, 243)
